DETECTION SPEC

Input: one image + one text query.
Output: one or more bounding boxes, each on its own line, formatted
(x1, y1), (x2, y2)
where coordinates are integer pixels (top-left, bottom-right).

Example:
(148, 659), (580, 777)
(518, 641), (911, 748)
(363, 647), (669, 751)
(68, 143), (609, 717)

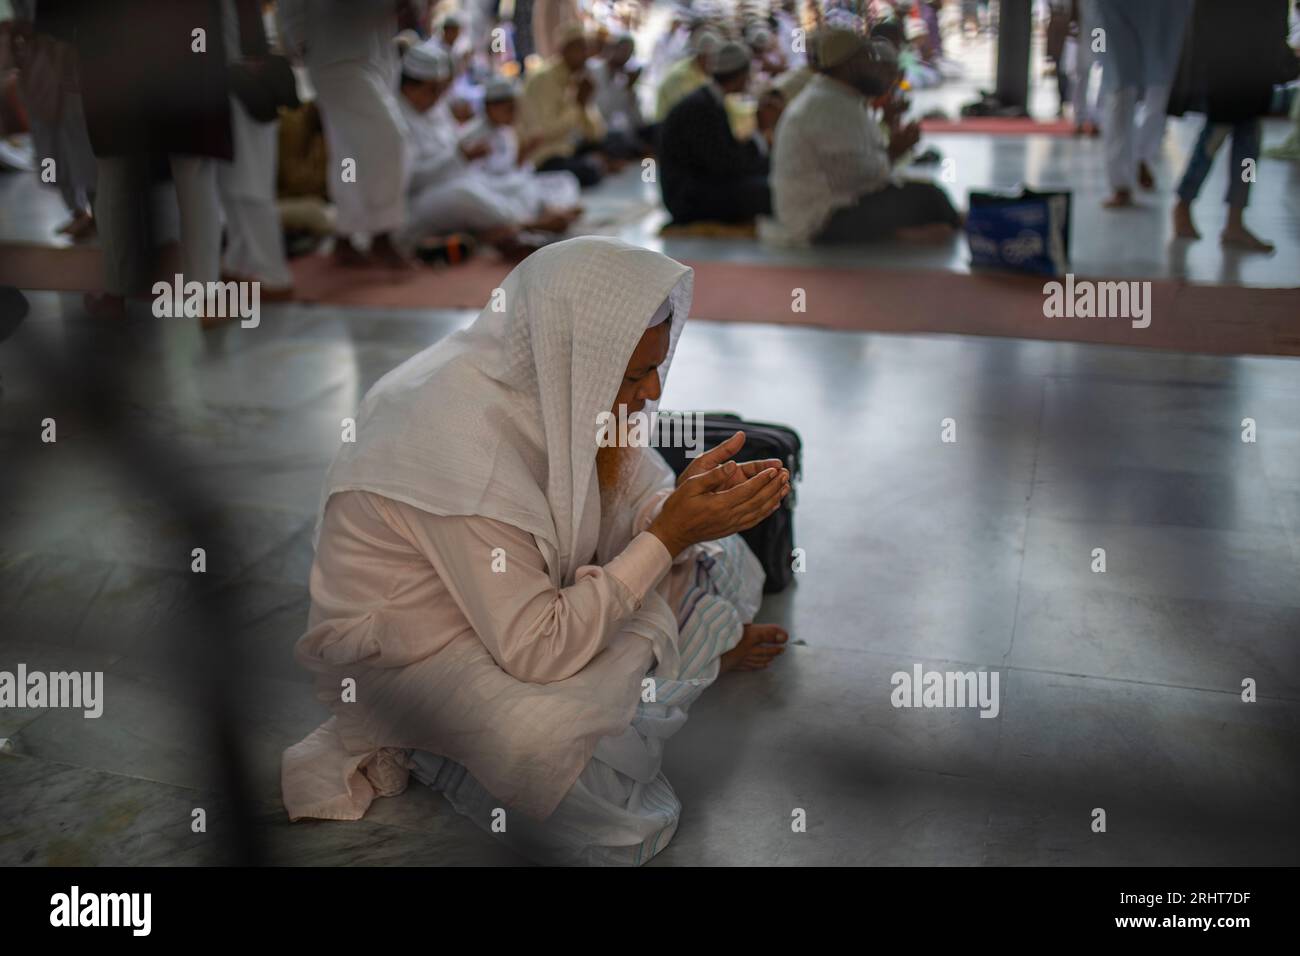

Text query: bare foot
(527, 211), (573, 233)
(1172, 201), (1200, 239)
(1137, 161), (1155, 190)
(1102, 189), (1134, 209)
(58, 211), (95, 240)
(1220, 224), (1275, 253)
(720, 623), (789, 673)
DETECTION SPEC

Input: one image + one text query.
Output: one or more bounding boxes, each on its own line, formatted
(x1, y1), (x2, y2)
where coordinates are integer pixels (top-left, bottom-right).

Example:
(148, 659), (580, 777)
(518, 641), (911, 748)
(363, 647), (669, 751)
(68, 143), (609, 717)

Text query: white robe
(281, 238), (735, 865)
(458, 115), (581, 217)
(283, 0), (409, 236)
(398, 98), (520, 242)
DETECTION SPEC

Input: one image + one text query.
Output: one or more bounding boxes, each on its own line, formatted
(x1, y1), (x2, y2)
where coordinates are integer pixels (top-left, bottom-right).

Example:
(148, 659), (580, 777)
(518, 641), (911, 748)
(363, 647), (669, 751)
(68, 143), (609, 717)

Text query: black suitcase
(655, 412), (802, 593)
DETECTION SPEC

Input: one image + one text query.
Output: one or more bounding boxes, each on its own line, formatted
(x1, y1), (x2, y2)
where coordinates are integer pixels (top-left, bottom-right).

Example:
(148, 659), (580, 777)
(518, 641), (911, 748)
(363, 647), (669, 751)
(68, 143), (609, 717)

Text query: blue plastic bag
(965, 188), (1071, 276)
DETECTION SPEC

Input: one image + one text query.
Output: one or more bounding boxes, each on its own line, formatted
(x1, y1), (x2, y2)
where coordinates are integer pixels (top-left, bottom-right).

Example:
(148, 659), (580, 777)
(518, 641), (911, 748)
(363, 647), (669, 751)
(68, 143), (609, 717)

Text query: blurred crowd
(0, 1), (1295, 323)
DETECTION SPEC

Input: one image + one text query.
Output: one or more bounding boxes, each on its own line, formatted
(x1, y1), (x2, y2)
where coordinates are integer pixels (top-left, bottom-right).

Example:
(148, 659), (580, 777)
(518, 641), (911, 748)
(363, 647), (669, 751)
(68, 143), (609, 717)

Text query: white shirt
(592, 60), (646, 132)
(400, 97), (465, 194)
(764, 74), (894, 244)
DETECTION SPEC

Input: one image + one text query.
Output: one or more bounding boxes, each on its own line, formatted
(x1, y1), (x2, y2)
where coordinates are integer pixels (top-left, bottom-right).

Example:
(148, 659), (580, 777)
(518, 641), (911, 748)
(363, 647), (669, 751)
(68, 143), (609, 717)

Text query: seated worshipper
(654, 27), (720, 121)
(458, 76), (584, 230)
(593, 32), (657, 158)
(281, 236), (793, 866)
(397, 42), (571, 257)
(518, 24), (614, 188)
(763, 29), (961, 245)
(746, 24), (788, 81)
(658, 42), (772, 225)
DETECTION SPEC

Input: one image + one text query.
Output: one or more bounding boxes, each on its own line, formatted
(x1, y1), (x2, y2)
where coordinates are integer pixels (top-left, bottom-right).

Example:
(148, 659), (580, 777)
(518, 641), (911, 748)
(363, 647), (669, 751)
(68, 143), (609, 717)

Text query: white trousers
(1102, 83), (1171, 192)
(398, 176), (520, 247)
(95, 154), (221, 296)
(217, 97), (292, 287)
(29, 91), (98, 215)
(310, 56), (409, 237)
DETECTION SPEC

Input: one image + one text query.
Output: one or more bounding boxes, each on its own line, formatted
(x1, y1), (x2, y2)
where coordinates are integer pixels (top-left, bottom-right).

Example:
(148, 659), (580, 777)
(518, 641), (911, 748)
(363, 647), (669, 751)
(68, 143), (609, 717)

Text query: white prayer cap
(817, 27), (869, 69)
(646, 297), (673, 329)
(689, 29), (721, 56)
(710, 41), (751, 76)
(484, 75), (518, 103)
(403, 39), (452, 82)
(745, 25), (773, 51)
(558, 22), (588, 49)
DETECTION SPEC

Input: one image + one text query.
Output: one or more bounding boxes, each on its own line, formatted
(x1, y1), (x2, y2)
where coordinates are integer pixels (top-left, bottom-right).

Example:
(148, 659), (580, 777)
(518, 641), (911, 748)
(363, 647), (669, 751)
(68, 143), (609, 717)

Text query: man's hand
(650, 461), (790, 559)
(677, 431), (783, 491)
(887, 121), (921, 161)
(574, 73), (595, 105)
(459, 139), (491, 162)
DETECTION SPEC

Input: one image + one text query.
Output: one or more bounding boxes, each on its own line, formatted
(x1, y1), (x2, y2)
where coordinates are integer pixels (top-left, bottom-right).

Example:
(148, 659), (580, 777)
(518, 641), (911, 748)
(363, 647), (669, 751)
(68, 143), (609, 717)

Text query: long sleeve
(377, 496), (671, 685)
(520, 62), (606, 164)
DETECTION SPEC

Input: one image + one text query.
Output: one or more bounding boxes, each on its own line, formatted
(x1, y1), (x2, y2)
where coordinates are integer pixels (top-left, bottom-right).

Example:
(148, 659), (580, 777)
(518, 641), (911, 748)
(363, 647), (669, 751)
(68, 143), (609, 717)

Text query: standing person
(278, 0), (412, 268)
(217, 0), (293, 297)
(1169, 0), (1292, 252)
(11, 0), (97, 240)
(658, 42), (771, 225)
(1093, 0), (1192, 207)
(52, 0), (232, 322)
(1045, 0), (1076, 119)
(1072, 0), (1101, 135)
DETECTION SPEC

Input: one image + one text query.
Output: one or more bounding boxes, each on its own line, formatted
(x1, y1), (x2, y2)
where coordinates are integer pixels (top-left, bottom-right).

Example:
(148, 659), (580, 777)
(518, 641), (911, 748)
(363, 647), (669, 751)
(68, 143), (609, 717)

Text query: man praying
(658, 41), (772, 226)
(764, 29), (962, 245)
(282, 236), (792, 866)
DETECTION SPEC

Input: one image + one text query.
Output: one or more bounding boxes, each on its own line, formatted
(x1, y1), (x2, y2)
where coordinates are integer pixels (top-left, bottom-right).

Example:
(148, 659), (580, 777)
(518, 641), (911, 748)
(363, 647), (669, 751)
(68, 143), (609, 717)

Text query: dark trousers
(666, 176), (771, 225)
(816, 181), (961, 243)
(537, 150), (604, 188)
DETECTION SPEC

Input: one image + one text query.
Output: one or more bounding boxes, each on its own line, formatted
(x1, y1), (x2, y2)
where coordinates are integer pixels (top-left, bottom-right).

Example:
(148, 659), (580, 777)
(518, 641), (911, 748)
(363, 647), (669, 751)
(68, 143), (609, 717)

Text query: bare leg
(1172, 199), (1199, 239)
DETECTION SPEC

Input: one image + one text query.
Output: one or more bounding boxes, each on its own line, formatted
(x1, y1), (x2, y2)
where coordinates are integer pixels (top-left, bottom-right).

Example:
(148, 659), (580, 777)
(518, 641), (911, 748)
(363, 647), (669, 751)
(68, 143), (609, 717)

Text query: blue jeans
(1176, 118), (1261, 209)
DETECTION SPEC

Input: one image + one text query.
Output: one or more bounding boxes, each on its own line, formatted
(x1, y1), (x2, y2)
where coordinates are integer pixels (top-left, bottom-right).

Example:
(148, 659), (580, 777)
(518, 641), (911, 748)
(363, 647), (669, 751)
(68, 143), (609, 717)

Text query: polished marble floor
(1, 289), (1297, 865)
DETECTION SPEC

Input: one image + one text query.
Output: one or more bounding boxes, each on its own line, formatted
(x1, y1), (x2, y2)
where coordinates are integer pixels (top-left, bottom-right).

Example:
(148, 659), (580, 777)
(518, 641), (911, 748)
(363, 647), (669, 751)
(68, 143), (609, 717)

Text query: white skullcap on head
(710, 41), (751, 76)
(817, 27), (869, 69)
(689, 29), (721, 56)
(483, 75), (518, 102)
(646, 297), (674, 329)
(403, 39), (452, 82)
(746, 25), (773, 50)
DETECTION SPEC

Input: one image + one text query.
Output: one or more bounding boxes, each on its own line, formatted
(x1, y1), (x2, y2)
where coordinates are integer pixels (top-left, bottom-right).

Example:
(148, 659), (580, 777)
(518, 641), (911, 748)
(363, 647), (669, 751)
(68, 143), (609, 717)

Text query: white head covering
(483, 75), (518, 103)
(402, 39), (452, 82)
(319, 236), (693, 588)
(711, 40), (751, 75)
(689, 29), (722, 57)
(646, 297), (673, 329)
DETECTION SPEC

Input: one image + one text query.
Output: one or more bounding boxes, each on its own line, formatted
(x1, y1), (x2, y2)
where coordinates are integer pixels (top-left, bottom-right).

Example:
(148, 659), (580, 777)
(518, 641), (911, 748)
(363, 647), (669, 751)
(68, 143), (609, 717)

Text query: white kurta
(459, 115), (581, 217)
(1093, 0), (1192, 191)
(280, 237), (711, 864)
(764, 74), (894, 244)
(397, 98), (520, 243)
(217, 0), (291, 286)
(284, 0), (409, 235)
